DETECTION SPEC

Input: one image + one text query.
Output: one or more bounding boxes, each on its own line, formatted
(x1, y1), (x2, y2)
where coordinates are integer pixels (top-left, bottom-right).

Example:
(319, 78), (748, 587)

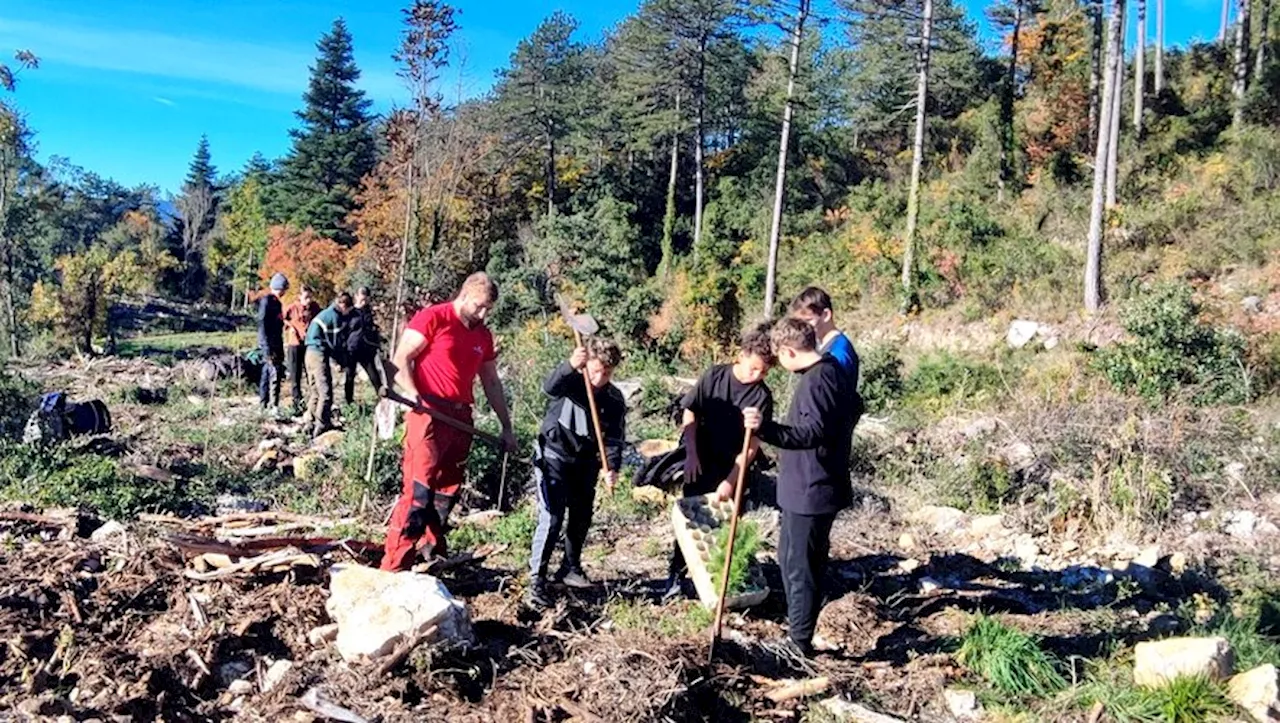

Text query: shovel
(708, 428), (753, 665)
(557, 297), (611, 486)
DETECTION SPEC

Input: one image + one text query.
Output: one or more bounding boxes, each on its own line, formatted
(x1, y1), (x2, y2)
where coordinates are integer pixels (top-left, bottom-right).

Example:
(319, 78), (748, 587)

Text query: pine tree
(275, 18), (377, 245)
(184, 135), (217, 191)
(493, 11), (588, 217)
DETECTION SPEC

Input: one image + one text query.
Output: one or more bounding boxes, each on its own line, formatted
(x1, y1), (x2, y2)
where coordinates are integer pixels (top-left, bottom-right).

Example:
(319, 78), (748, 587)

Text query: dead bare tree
(1087, 0), (1123, 313)
(1258, 0), (1273, 78)
(176, 183), (214, 294)
(1105, 0), (1124, 208)
(1155, 0), (1165, 92)
(901, 0), (933, 312)
(1133, 0), (1146, 135)
(1233, 0), (1252, 128)
(1222, 0), (1232, 44)
(763, 0), (810, 317)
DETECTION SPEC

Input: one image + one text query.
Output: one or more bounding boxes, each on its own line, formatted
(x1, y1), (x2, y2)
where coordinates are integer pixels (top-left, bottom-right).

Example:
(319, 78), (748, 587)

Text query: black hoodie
(757, 356), (863, 515)
(537, 362), (626, 472)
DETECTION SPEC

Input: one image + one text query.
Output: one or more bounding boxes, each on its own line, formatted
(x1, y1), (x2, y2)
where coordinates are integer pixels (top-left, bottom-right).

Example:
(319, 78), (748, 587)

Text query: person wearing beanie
(257, 273), (289, 415)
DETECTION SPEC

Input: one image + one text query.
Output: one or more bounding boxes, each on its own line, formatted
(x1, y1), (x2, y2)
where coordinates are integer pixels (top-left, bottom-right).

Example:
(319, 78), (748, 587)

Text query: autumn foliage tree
(260, 225), (347, 304)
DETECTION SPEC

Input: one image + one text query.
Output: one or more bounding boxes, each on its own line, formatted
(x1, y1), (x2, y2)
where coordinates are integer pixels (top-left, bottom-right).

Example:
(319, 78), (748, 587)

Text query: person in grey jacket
(525, 338), (625, 610)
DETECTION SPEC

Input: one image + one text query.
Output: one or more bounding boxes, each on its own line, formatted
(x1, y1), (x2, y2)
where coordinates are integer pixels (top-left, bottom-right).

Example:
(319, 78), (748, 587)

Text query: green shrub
(858, 344), (904, 414)
(707, 518), (761, 596)
(956, 615), (1065, 698)
(1095, 283), (1249, 405)
(903, 351), (1004, 410)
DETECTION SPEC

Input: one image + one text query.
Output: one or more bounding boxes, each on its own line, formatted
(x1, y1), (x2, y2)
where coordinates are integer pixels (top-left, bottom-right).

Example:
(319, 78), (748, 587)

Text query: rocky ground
(4, 321), (1280, 722)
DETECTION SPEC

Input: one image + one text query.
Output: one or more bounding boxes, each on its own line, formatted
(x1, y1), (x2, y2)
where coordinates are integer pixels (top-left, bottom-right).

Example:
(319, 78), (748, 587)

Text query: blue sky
(0, 0), (1224, 195)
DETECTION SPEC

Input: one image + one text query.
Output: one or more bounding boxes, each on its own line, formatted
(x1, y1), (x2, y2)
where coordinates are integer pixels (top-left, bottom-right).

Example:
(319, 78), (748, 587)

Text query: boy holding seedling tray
(663, 321), (776, 602)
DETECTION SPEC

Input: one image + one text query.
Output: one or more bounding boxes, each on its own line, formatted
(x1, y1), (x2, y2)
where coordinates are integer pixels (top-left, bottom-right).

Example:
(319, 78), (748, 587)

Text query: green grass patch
(116, 330), (256, 358)
(607, 597), (713, 638)
(1193, 608), (1280, 671)
(707, 518), (761, 596)
(0, 440), (212, 518)
(957, 615), (1066, 699)
(448, 503), (537, 552)
(1073, 668), (1235, 723)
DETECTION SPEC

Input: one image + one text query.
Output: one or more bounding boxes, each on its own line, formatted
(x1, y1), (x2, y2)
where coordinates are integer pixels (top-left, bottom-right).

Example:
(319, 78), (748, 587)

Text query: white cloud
(151, 96), (175, 107)
(0, 17), (404, 101)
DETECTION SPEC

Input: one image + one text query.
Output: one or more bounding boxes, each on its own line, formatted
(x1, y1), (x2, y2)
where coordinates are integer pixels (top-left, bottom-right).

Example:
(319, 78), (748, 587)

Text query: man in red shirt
(380, 272), (519, 571)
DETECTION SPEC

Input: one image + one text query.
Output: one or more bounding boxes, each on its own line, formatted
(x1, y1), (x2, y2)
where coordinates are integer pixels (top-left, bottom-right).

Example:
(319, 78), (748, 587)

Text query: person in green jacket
(304, 292), (352, 438)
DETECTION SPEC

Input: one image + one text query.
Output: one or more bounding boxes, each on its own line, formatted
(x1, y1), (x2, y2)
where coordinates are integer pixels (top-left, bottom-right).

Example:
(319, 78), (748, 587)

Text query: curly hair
(739, 320), (777, 365)
(587, 337), (623, 368)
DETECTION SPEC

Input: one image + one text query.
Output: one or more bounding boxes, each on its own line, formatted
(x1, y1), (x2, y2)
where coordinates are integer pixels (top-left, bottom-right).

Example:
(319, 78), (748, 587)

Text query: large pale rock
(325, 564), (471, 663)
(1133, 637), (1234, 688)
(1228, 664), (1280, 722)
(944, 688), (980, 720)
(912, 506), (967, 535)
(1006, 320), (1040, 349)
(311, 430), (346, 454)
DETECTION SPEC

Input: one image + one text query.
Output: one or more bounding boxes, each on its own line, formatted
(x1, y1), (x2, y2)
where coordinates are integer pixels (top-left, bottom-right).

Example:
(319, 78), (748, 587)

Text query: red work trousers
(380, 408), (474, 571)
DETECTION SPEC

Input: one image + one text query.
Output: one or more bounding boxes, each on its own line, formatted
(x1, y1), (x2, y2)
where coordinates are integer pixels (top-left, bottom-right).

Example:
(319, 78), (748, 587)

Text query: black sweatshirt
(537, 362), (626, 472)
(758, 356), (863, 515)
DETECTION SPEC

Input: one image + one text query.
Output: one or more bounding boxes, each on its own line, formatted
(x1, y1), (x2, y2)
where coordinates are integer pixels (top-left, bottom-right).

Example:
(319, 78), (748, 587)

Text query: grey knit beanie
(269, 273), (289, 292)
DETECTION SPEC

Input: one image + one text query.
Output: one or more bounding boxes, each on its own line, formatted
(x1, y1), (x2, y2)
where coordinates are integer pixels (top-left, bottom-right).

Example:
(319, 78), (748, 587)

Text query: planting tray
(671, 493), (769, 610)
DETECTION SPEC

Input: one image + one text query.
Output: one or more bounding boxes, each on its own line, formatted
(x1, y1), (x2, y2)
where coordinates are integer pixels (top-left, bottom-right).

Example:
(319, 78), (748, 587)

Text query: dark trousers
(343, 351), (383, 405)
(778, 510), (836, 647)
(258, 347), (283, 408)
(285, 344), (305, 410)
(529, 451), (599, 579)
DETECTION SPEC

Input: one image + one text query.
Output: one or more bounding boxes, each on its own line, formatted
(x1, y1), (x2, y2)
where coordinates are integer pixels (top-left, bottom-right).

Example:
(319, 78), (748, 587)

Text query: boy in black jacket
(743, 318), (862, 658)
(525, 339), (626, 610)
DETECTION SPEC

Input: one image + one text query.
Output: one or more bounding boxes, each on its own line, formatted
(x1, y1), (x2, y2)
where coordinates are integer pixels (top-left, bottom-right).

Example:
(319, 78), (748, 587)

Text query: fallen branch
(374, 625), (438, 677)
(164, 533), (380, 558)
(299, 687), (371, 723)
(418, 543), (509, 574)
(557, 698), (606, 723)
(60, 590), (83, 624)
(765, 676), (830, 703)
(0, 511), (76, 527)
(182, 548), (317, 581)
(819, 699), (907, 723)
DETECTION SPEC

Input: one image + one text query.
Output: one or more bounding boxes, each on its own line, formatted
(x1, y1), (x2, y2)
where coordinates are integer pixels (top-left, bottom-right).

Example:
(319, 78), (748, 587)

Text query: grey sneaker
(661, 575), (685, 603)
(524, 578), (552, 610)
(561, 569), (592, 589)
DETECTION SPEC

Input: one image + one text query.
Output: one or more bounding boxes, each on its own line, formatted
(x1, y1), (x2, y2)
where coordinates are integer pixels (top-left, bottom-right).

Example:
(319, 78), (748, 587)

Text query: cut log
(765, 677), (830, 703)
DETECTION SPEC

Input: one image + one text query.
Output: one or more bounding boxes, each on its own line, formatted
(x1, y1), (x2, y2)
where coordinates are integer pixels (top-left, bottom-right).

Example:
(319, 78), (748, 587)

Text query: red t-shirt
(407, 302), (496, 404)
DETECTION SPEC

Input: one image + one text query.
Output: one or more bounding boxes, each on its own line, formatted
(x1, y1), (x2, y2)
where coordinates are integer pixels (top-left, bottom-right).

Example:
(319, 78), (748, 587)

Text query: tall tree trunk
(393, 138), (418, 343)
(546, 130), (556, 217)
(693, 34), (707, 256)
(764, 0), (809, 317)
(0, 153), (15, 358)
(1257, 0), (1272, 78)
(661, 93), (681, 282)
(1106, 0), (1124, 208)
(1155, 0), (1165, 92)
(1088, 0), (1124, 313)
(998, 0), (1023, 203)
(1222, 0), (1232, 44)
(1134, 0), (1146, 135)
(1090, 0), (1105, 140)
(1234, 0), (1252, 128)
(901, 0), (933, 309)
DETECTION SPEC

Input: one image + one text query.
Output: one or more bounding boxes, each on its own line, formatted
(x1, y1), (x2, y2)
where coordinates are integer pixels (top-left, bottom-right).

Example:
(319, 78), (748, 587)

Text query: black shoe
(524, 578), (552, 610)
(561, 568), (591, 589)
(661, 576), (685, 603)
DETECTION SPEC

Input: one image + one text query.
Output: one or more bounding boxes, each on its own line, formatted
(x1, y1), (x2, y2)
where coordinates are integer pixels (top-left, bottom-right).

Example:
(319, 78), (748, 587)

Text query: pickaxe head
(557, 296), (599, 337)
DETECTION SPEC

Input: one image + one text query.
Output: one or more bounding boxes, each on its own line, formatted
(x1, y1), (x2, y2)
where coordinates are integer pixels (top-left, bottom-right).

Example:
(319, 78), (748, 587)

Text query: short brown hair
(771, 317), (817, 353)
(587, 338), (623, 369)
(789, 286), (834, 316)
(459, 272), (499, 302)
(740, 320), (777, 365)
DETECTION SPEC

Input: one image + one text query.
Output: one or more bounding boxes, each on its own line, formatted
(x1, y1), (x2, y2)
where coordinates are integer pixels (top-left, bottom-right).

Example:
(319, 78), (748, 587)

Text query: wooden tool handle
(575, 330), (611, 475)
(709, 428), (754, 663)
(378, 388), (503, 449)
